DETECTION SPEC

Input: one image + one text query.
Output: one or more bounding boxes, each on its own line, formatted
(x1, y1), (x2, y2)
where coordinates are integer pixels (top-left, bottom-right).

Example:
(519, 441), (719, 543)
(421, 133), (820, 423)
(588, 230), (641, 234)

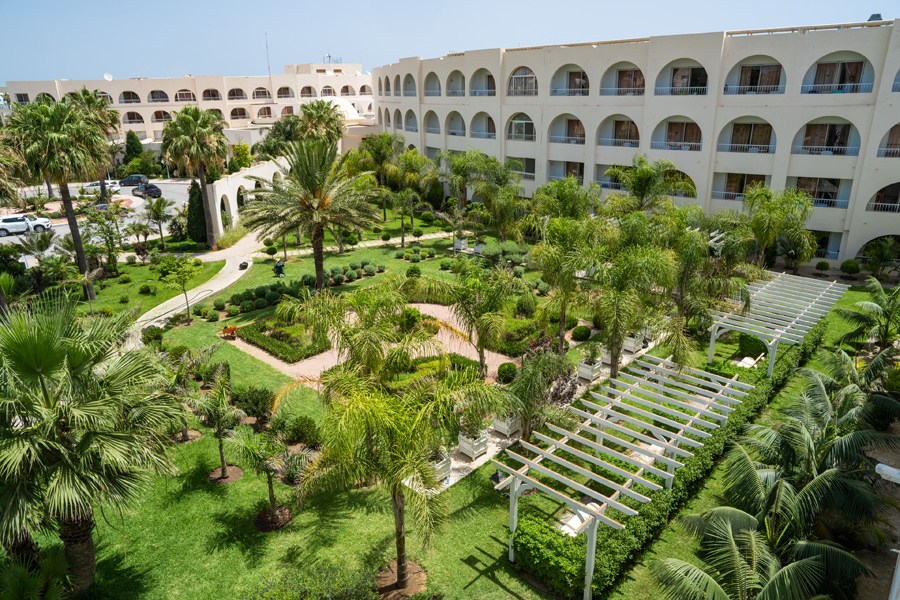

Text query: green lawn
(84, 260), (225, 316)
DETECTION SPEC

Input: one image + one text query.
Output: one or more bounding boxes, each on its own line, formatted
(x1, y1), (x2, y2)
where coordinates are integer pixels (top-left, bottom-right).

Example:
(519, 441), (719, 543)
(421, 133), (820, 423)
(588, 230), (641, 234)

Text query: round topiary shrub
(139, 284), (151, 295)
(343, 232), (358, 246)
(179, 242), (192, 252)
(377, 264), (386, 272)
(406, 265), (421, 278)
(427, 248), (436, 257)
(349, 261), (361, 271)
(330, 266), (343, 278)
(332, 273), (345, 285)
(443, 225), (453, 233)
(254, 297), (267, 309)
(119, 274), (131, 284)
(255, 286), (268, 299)
(263, 238), (274, 247)
(193, 258), (202, 267)
(119, 294), (129, 304)
(513, 266), (524, 279)
(242, 290), (256, 303)
(342, 264), (352, 273)
(364, 265), (376, 276)
(537, 282), (551, 296)
(382, 233), (392, 242)
(206, 310), (220, 322)
(498, 363), (518, 384)
(421, 211), (434, 224)
(265, 291), (280, 305)
(516, 293), (536, 318)
(840, 259), (860, 277)
(571, 325), (591, 342)
(265, 246), (278, 256)
(126, 255), (137, 264)
(372, 227), (382, 234)
(230, 293), (242, 305)
(410, 253), (422, 263)
(192, 304), (207, 316)
(240, 300), (254, 313)
(213, 299), (226, 311)
(440, 259), (451, 271)
(301, 273), (317, 287)
(411, 246), (421, 253)
(226, 305), (240, 317)
(345, 269), (358, 282)
(395, 251), (405, 259)
(815, 261), (830, 273)
(149, 265), (156, 271)
(412, 228), (423, 239)
(360, 259), (371, 268)
(121, 242), (133, 251)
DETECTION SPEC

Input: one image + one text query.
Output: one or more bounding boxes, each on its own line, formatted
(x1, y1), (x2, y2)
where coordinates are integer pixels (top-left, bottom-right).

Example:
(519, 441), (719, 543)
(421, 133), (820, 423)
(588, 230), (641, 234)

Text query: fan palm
(0, 545), (71, 598)
(143, 196), (176, 249)
(298, 99), (345, 143)
(187, 371), (246, 479)
(240, 140), (380, 290)
(742, 183), (812, 267)
(604, 154), (692, 214)
(69, 87), (120, 202)
(392, 188), (430, 248)
(359, 132), (405, 221)
(2, 100), (110, 300)
(161, 105), (228, 246)
(19, 229), (57, 294)
(0, 146), (24, 204)
(227, 427), (292, 513)
(0, 294), (182, 594)
(834, 276), (900, 350)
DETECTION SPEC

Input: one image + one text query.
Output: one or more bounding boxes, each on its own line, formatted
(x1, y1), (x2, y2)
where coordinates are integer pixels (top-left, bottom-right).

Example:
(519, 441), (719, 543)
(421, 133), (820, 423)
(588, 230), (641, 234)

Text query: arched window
(378, 80), (383, 96)
(385, 77), (391, 95)
(228, 88), (247, 100)
(230, 108), (249, 120)
(341, 85), (355, 96)
(252, 87), (271, 100)
(258, 107), (272, 119)
(208, 108), (223, 118)
(175, 89), (196, 102)
(120, 91), (140, 104)
(97, 91), (112, 103)
(123, 112), (144, 124)
(301, 86), (316, 98)
(360, 85), (372, 96)
(277, 87), (294, 99)
(507, 67), (538, 96)
(202, 89), (222, 101)
(151, 110), (172, 123)
(321, 86), (335, 97)
(35, 93), (55, 103)
(148, 90), (169, 103)
(281, 106), (294, 116)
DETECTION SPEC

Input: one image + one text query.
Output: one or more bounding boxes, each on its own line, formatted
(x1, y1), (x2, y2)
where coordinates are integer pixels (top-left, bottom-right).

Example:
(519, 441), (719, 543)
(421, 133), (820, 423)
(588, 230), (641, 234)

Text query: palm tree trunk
(267, 473), (277, 512)
(391, 489), (409, 589)
(44, 177), (54, 198)
(558, 304), (568, 355)
(312, 223), (326, 290)
(478, 346), (487, 380)
(282, 235), (287, 261)
(400, 218), (405, 248)
(198, 165), (216, 248)
(3, 529), (41, 567)
(58, 181), (96, 300)
(608, 344), (623, 396)
(335, 228), (344, 253)
(410, 211), (415, 230)
(58, 512), (96, 595)
(757, 242), (767, 268)
(218, 435), (228, 478)
(380, 172), (388, 222)
(99, 177), (107, 203)
(158, 222), (166, 250)
(181, 416), (189, 442)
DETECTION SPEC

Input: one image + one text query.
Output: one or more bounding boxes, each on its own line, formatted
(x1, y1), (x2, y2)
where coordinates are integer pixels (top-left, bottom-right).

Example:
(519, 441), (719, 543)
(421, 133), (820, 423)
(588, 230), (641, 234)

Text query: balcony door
(667, 122), (701, 146)
(731, 123), (772, 151)
(672, 67), (707, 89)
(739, 65), (781, 91)
(487, 117), (496, 135)
(617, 69), (644, 91)
(568, 71), (588, 93)
(565, 162), (584, 179)
(614, 120), (639, 142)
(725, 173), (765, 195)
(486, 74), (495, 93)
(804, 123), (850, 149)
(567, 119), (584, 140)
(814, 62), (863, 89)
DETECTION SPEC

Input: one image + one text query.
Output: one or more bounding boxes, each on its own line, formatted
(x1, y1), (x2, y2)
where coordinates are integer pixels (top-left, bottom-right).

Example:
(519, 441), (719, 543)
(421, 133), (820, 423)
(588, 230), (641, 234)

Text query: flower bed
(236, 319), (330, 363)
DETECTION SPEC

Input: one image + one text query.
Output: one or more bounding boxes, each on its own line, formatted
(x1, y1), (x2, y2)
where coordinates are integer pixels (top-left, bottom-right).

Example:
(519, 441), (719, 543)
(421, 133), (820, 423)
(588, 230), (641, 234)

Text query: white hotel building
(372, 18), (900, 263)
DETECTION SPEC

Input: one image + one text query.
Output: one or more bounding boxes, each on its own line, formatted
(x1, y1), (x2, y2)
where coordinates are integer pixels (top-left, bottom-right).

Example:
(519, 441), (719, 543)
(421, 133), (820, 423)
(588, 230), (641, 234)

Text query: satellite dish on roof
(103, 73), (113, 81)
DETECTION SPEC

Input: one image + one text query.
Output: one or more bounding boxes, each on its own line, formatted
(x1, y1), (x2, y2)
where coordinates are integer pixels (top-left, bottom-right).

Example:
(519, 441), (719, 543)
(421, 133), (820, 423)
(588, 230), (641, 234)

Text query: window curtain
(618, 70), (633, 89)
(567, 120), (584, 138)
(796, 177), (819, 198)
(750, 124), (773, 147)
(487, 117), (495, 135)
(683, 123), (702, 145)
(804, 124), (828, 147)
(486, 75), (495, 92)
(739, 66), (758, 87)
(826, 124), (850, 148)
(887, 124), (900, 149)
(671, 68), (690, 88)
(814, 63), (837, 85)
(726, 173), (744, 193)
(759, 65), (781, 86)
(731, 123), (752, 145)
(667, 122), (685, 143)
(569, 71), (588, 91)
(745, 174), (766, 189)
(839, 62), (863, 85)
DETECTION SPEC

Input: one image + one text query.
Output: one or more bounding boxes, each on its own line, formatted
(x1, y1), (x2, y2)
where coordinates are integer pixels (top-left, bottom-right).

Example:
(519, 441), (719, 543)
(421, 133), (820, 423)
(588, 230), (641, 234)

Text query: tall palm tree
(187, 372), (245, 479)
(834, 276), (900, 351)
(143, 196), (176, 249)
(69, 87), (120, 202)
(227, 427), (296, 516)
(604, 154), (692, 214)
(2, 100), (110, 300)
(297, 99), (345, 143)
(392, 188), (430, 248)
(240, 140), (380, 290)
(742, 183), (813, 267)
(436, 148), (485, 209)
(0, 145), (24, 205)
(251, 114), (302, 161)
(360, 132), (405, 221)
(507, 350), (576, 445)
(161, 105), (228, 247)
(0, 294), (182, 594)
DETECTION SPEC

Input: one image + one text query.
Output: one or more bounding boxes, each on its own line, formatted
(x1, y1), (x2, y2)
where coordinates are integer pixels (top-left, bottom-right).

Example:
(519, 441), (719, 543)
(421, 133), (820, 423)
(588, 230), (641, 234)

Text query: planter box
(493, 415), (521, 437)
(458, 431), (488, 460)
(454, 238), (469, 251)
(601, 348), (618, 366)
(473, 242), (487, 255)
(623, 336), (642, 354)
(432, 453), (451, 484)
(577, 359), (604, 382)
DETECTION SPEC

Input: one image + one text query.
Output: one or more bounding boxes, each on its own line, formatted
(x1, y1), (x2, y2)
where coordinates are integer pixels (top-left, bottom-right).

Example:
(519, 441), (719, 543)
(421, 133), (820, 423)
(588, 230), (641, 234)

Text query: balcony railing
(550, 175), (583, 183)
(599, 87), (645, 96)
(894, 82), (900, 93)
(360, 91), (373, 96)
(723, 84), (785, 95)
(446, 90), (465, 97)
(597, 180), (623, 190)
(300, 93), (316, 98)
(877, 147), (900, 158)
(651, 141), (702, 151)
(811, 198), (849, 209)
(123, 118), (143, 125)
(393, 91), (400, 96)
(507, 132), (536, 142)
(448, 129), (465, 136)
(550, 135), (585, 145)
(405, 125), (418, 132)
(815, 249), (838, 259)
(470, 131), (497, 139)
(711, 191), (744, 200)
(655, 86), (708, 96)
(801, 83), (873, 94)
(424, 90), (441, 96)
(470, 89), (496, 97)
(550, 88), (589, 96)
(867, 200), (900, 213)
(426, 126), (440, 134)
(598, 138), (639, 148)
(513, 171), (536, 181)
(404, 91), (416, 97)
(507, 89), (539, 96)
(717, 143), (774, 153)
(341, 92), (355, 97)
(791, 145), (860, 156)
(121, 97), (141, 104)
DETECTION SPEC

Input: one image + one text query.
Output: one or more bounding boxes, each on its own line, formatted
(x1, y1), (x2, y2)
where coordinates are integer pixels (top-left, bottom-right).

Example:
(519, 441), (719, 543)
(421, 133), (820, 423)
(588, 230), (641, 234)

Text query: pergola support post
(583, 517), (599, 600)
(766, 339), (779, 377)
(707, 324), (720, 365)
(509, 478), (520, 562)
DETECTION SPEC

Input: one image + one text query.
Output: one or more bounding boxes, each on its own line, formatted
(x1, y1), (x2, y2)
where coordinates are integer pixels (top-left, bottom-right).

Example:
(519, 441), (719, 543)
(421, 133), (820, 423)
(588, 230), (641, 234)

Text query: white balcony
(446, 90), (465, 97)
(598, 87), (645, 96)
(810, 198), (849, 209)
(877, 147), (900, 158)
(801, 83), (873, 94)
(651, 141), (701, 151)
(815, 249), (839, 259)
(426, 126), (440, 134)
(598, 138), (639, 148)
(393, 91), (400, 96)
(550, 175), (583, 183)
(655, 86), (707, 96)
(513, 171), (536, 181)
(470, 131), (496, 139)
(469, 89), (496, 97)
(550, 88), (589, 96)
(424, 90), (441, 97)
(711, 191), (743, 200)
(405, 125), (418, 132)
(791, 145), (860, 156)
(866, 202), (900, 213)
(507, 133), (536, 142)
(359, 91), (372, 96)
(507, 89), (538, 97)
(550, 135), (585, 145)
(723, 85), (785, 95)
(341, 92), (355, 97)
(597, 180), (623, 190)
(717, 143), (774, 154)
(404, 91), (416, 97)
(448, 129), (465, 137)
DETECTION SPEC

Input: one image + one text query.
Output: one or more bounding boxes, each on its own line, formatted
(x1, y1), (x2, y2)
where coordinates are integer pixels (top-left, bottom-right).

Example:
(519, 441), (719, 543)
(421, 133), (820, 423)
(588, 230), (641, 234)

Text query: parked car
(84, 180), (121, 195)
(133, 184), (162, 198)
(0, 214), (53, 237)
(119, 174), (148, 186)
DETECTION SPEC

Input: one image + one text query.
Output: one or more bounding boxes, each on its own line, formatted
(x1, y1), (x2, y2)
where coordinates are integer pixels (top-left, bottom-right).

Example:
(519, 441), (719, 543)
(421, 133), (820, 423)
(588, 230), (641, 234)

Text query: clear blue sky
(1, 0), (890, 83)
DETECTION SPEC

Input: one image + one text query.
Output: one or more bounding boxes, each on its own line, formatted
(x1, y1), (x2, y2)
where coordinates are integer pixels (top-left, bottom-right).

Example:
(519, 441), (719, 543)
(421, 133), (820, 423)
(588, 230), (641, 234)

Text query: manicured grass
(84, 260), (225, 316)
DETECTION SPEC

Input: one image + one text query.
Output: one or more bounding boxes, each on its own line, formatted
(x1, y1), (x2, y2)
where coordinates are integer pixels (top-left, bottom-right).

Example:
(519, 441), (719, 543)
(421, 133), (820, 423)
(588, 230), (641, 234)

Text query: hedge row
(235, 320), (330, 363)
(511, 317), (829, 599)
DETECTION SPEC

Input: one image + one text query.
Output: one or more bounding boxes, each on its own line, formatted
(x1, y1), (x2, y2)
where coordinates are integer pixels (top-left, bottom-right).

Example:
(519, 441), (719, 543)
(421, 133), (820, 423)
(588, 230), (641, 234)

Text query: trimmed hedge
(497, 362), (518, 383)
(571, 325), (591, 341)
(512, 317), (828, 599)
(235, 320), (330, 363)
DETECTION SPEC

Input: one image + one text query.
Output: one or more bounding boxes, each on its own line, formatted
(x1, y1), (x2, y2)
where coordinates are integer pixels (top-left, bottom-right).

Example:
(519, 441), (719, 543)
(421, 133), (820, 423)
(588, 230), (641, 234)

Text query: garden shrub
(592, 313), (603, 330)
(226, 305), (240, 317)
(213, 299), (226, 311)
(235, 320), (330, 363)
(382, 233), (391, 242)
(301, 273), (317, 287)
(480, 258), (493, 270)
(571, 325), (591, 342)
(240, 300), (254, 313)
(427, 248), (436, 257)
(481, 244), (503, 261)
(286, 415), (321, 447)
(343, 232), (358, 246)
(191, 304), (207, 316)
(198, 362), (230, 384)
(440, 259), (451, 271)
(346, 269), (357, 282)
(332, 273), (345, 285)
(126, 255), (136, 264)
(411, 246), (421, 253)
(507, 253), (524, 265)
(377, 264), (386, 272)
(412, 227), (423, 239)
(192, 258), (202, 267)
(139, 284), (151, 295)
(498, 362), (518, 384)
(168, 345), (190, 363)
(242, 290), (256, 303)
(840, 259), (860, 276)
(516, 293), (536, 318)
(421, 211), (434, 224)
(230, 293), (243, 305)
(140, 327), (164, 347)
(254, 298), (267, 309)
(265, 246), (278, 256)
(360, 259), (371, 268)
(443, 225), (453, 233)
(738, 332), (767, 357)
(242, 561), (377, 600)
(263, 238), (274, 247)
(372, 227), (381, 234)
(364, 265), (376, 276)
(231, 387), (275, 422)
(513, 266), (525, 279)
(537, 282), (551, 296)
(406, 265), (421, 278)
(119, 274), (131, 284)
(815, 261), (830, 273)
(265, 291), (281, 305)
(409, 253), (422, 263)
(330, 266), (344, 278)
(399, 307), (423, 333)
(395, 251), (405, 259)
(549, 312), (578, 331)
(206, 311), (220, 322)
(255, 286), (269, 299)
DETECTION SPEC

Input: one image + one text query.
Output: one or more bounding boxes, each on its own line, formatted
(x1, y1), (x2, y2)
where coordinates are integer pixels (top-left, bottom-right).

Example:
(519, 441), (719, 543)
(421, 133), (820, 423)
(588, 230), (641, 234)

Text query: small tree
(188, 372), (245, 479)
(815, 260), (830, 275)
(160, 256), (202, 321)
(227, 427), (303, 515)
(840, 259), (860, 278)
(185, 180), (208, 245)
(230, 142), (253, 171)
(123, 130), (143, 165)
(144, 196), (176, 250)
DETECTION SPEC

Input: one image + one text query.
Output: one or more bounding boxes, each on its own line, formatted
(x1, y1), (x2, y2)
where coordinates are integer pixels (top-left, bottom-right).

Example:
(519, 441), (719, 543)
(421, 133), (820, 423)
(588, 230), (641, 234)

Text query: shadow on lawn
(457, 537), (543, 600)
(204, 501), (270, 568)
(162, 452), (229, 504)
(86, 550), (152, 600)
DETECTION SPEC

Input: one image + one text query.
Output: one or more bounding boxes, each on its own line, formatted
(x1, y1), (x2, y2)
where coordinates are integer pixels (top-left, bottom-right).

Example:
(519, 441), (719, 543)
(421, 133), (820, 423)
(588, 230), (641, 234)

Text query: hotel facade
(372, 19), (900, 263)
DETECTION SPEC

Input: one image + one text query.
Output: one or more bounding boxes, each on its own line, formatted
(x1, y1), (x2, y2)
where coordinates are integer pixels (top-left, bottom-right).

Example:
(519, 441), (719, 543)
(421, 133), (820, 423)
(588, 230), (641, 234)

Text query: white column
(707, 325), (719, 364)
(508, 477), (521, 563)
(583, 517), (599, 600)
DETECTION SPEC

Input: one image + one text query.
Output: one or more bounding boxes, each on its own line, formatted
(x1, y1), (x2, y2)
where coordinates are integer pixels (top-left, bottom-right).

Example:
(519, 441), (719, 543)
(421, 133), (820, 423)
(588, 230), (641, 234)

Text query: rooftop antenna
(265, 33), (271, 77)
(103, 73), (113, 81)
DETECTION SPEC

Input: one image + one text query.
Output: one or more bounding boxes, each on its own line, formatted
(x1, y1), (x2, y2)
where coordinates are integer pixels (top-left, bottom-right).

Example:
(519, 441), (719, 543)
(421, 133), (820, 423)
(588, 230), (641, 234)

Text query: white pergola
(707, 272), (848, 376)
(492, 355), (753, 600)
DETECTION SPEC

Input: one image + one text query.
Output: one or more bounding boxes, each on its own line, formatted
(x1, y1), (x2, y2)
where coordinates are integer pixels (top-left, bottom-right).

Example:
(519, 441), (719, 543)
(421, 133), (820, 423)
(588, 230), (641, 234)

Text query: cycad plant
(835, 276), (900, 351)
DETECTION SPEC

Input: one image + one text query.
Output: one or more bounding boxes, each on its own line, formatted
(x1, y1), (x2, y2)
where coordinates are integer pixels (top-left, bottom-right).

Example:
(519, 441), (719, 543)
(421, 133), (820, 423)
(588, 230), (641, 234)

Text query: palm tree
(69, 87), (120, 202)
(297, 99), (345, 143)
(0, 146), (24, 205)
(3, 100), (110, 300)
(742, 183), (813, 267)
(0, 294), (182, 594)
(507, 350), (577, 445)
(436, 205), (480, 257)
(359, 132), (405, 221)
(18, 229), (56, 294)
(521, 175), (601, 236)
(240, 140), (380, 290)
(125, 221), (152, 245)
(604, 154), (692, 214)
(144, 196), (176, 249)
(251, 114), (302, 161)
(0, 545), (71, 596)
(835, 276), (900, 351)
(227, 427), (293, 514)
(187, 371), (246, 479)
(392, 188), (430, 248)
(436, 148), (485, 209)
(860, 237), (900, 280)
(161, 105), (228, 247)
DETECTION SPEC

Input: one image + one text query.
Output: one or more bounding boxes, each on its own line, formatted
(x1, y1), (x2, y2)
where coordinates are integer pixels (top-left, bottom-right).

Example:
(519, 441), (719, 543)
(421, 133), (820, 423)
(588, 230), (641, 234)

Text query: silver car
(0, 214), (53, 236)
(84, 180), (121, 195)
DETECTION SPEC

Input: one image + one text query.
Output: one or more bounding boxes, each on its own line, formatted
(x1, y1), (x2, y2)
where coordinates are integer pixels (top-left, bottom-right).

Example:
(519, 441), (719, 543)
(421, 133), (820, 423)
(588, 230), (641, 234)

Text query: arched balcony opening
(877, 124), (900, 157)
(237, 186), (247, 208)
(384, 77), (391, 95)
(209, 108), (222, 118)
(724, 55), (785, 95)
(711, 172), (768, 201)
(866, 182), (900, 213)
(281, 106), (294, 117)
(151, 110), (172, 123)
(717, 117), (776, 153)
(597, 114), (640, 147)
(549, 114), (585, 145)
(340, 85), (355, 97)
(788, 175), (851, 209)
(651, 117), (702, 151)
(655, 59), (708, 96)
(424, 72), (441, 97)
(383, 108), (390, 127)
(230, 108), (249, 120)
(550, 64), (589, 96)
(252, 88), (271, 100)
(791, 117), (859, 156)
(35, 93), (55, 103)
(257, 107), (273, 119)
(378, 79), (383, 96)
(321, 86), (335, 97)
(175, 89), (196, 102)
(393, 75), (401, 96)
(447, 112), (466, 137)
(424, 111), (440, 134)
(120, 91), (140, 104)
(394, 109), (402, 130)
(668, 170), (696, 198)
(97, 91), (112, 103)
(600, 62), (645, 96)
(123, 112), (144, 124)
(228, 88), (247, 100)
(405, 110), (418, 132)
(446, 71), (465, 97)
(300, 86), (316, 98)
(202, 89), (222, 101)
(360, 85), (372, 96)
(507, 113), (535, 142)
(507, 67), (538, 96)
(403, 74), (416, 97)
(802, 51), (873, 94)
(549, 161), (584, 183)
(893, 68), (900, 93)
(470, 112), (496, 139)
(148, 90), (169, 103)
(277, 87), (294, 99)
(470, 68), (496, 96)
